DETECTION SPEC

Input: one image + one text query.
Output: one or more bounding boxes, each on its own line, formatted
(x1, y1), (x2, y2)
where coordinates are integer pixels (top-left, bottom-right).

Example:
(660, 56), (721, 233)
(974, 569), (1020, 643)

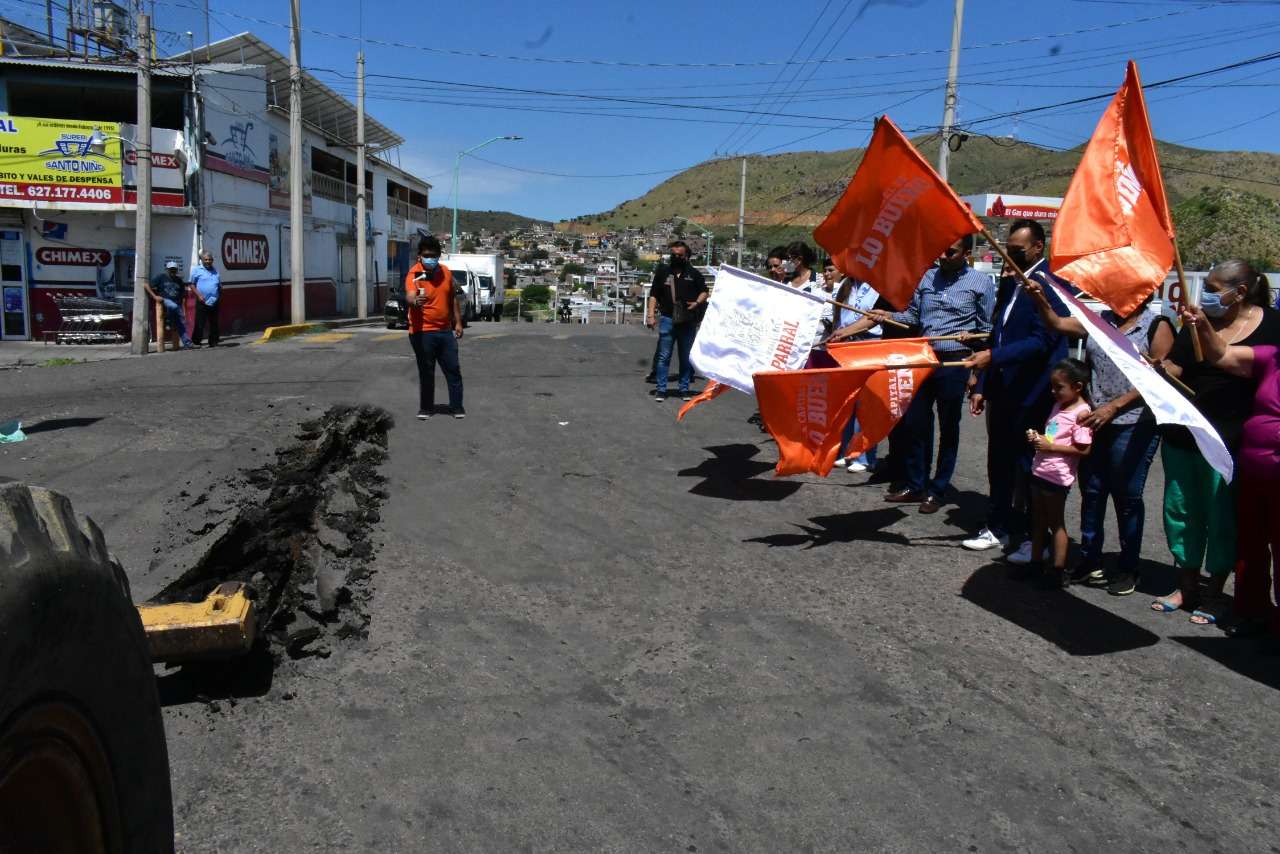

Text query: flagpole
(825, 297), (911, 330)
(1172, 240), (1203, 362)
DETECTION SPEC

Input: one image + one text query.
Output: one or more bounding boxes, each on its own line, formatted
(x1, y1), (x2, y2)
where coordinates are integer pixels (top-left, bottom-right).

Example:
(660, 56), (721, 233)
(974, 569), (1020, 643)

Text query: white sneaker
(962, 528), (1007, 551)
(847, 461), (868, 473)
(1006, 540), (1046, 565)
(833, 457), (848, 468)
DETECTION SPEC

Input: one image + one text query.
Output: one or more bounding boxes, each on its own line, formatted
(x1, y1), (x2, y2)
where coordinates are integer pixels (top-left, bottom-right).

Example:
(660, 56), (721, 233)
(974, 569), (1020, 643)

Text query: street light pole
(131, 12), (152, 355)
(355, 50), (367, 319)
(737, 157), (746, 266)
(451, 135), (522, 254)
(288, 0), (305, 324)
(938, 0), (964, 182)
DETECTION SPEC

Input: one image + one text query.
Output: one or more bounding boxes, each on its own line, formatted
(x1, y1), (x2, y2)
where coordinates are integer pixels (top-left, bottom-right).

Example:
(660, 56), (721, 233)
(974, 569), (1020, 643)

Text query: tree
(522, 284), (552, 304)
(460, 240), (476, 253)
(559, 262), (585, 283)
(620, 245), (638, 263)
(572, 239), (583, 252)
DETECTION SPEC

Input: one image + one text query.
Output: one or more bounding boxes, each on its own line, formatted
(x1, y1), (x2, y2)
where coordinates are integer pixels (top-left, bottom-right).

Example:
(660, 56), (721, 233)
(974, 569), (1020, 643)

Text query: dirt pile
(152, 404), (393, 658)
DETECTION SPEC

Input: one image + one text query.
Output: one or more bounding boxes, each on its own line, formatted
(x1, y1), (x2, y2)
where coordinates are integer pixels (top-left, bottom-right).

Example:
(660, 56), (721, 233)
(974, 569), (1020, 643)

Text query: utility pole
(288, 0), (305, 324)
(131, 13), (152, 355)
(736, 157), (746, 266)
(44, 0), (53, 44)
(355, 50), (367, 319)
(203, 0), (211, 62)
(937, 0), (964, 182)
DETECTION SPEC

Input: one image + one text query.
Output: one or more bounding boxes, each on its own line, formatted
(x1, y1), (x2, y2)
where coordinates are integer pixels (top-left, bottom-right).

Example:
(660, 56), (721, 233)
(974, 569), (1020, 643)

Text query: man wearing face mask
(961, 219), (1071, 559)
(646, 240), (707, 402)
(406, 235), (465, 420)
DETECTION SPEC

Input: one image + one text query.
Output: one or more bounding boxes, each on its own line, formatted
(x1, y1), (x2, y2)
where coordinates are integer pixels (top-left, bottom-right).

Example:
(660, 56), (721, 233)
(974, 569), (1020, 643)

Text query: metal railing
(312, 171), (357, 205)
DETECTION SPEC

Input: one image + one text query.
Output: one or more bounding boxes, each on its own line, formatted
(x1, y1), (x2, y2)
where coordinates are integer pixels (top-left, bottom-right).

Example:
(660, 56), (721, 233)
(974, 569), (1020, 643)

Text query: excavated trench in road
(151, 404), (393, 660)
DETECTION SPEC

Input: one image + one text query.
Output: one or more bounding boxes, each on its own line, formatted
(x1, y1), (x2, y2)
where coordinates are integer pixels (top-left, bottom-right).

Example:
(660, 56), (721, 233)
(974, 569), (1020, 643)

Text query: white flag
(1049, 282), (1233, 482)
(690, 265), (825, 394)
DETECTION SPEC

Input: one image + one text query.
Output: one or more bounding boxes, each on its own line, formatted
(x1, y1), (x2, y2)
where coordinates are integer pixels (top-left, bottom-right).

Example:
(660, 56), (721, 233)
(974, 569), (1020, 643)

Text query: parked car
(384, 290), (408, 329)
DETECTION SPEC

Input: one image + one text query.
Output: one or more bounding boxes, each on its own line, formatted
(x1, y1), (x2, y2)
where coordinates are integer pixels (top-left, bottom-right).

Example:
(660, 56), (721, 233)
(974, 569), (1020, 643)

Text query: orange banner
(814, 116), (982, 311)
(1050, 61), (1174, 316)
(825, 338), (939, 458)
(676, 381), (730, 421)
(753, 367), (877, 477)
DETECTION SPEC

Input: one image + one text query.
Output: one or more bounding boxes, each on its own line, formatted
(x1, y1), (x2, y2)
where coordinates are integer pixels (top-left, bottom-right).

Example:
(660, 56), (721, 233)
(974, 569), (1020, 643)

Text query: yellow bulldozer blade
(137, 582), (257, 664)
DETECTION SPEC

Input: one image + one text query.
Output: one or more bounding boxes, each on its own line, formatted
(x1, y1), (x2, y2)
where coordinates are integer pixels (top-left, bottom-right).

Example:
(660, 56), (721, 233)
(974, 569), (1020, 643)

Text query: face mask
(670, 254), (686, 269)
(1200, 286), (1239, 318)
(1005, 247), (1028, 270)
(783, 260), (798, 278)
(421, 257), (439, 272)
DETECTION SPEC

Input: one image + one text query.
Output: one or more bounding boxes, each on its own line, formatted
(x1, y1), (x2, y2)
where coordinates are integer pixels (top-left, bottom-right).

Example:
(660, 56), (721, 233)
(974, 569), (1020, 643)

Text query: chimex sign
(221, 232), (269, 270)
(36, 246), (110, 266)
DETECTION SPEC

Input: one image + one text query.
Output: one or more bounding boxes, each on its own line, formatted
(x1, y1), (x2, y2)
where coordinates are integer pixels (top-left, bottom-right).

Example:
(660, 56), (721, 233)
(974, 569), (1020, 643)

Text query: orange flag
(1050, 61), (1174, 316)
(825, 338), (939, 458)
(676, 381), (730, 421)
(753, 367), (877, 477)
(814, 116), (982, 311)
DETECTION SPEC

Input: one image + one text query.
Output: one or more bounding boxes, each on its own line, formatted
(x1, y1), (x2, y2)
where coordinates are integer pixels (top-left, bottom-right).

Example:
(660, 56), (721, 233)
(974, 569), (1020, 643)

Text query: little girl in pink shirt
(1025, 358), (1094, 589)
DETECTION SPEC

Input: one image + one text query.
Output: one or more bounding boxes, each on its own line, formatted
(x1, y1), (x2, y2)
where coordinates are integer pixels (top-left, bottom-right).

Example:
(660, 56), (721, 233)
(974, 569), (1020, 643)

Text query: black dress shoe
(884, 488), (923, 503)
(918, 495), (942, 514)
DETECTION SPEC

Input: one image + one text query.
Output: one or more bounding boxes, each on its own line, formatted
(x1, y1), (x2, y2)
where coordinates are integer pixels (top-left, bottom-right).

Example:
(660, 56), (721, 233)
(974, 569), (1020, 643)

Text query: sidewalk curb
(257, 323), (326, 343)
(257, 318), (380, 343)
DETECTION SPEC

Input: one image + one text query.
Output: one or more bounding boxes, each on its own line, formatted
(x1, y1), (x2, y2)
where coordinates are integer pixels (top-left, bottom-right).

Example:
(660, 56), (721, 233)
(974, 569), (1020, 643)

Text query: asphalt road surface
(3, 323), (1278, 853)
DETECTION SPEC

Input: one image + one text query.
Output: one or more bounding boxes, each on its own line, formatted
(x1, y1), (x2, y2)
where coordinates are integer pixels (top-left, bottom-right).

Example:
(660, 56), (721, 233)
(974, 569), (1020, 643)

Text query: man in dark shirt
(144, 259), (193, 349)
(645, 240), (708, 402)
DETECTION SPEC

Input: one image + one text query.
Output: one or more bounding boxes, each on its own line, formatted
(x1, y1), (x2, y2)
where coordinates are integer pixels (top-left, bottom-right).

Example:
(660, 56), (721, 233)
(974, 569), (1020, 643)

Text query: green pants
(1162, 442), (1237, 576)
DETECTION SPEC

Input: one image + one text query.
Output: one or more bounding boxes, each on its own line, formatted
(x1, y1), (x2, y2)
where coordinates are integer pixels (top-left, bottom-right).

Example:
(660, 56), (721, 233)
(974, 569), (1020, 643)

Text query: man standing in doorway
(146, 259), (193, 349)
(190, 250), (222, 347)
(407, 235), (465, 420)
(645, 240), (707, 403)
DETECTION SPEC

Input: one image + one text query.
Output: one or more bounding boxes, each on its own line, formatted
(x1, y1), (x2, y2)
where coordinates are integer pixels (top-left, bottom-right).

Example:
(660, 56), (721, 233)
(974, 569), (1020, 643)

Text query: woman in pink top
(1024, 358), (1094, 589)
(1183, 270), (1280, 649)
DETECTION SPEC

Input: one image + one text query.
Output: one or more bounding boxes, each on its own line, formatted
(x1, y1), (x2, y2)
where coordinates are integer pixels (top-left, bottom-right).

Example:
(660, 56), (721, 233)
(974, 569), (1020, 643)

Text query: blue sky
(8, 0), (1280, 220)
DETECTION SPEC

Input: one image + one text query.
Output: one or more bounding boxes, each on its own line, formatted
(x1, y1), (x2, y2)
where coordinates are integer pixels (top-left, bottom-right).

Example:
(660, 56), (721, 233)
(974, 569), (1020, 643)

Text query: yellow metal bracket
(137, 582), (257, 664)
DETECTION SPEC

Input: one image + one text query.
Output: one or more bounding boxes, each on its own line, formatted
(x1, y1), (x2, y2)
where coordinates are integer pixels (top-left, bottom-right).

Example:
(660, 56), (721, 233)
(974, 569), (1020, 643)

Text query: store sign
(0, 115), (123, 205)
(221, 232), (269, 270)
(35, 247), (110, 267)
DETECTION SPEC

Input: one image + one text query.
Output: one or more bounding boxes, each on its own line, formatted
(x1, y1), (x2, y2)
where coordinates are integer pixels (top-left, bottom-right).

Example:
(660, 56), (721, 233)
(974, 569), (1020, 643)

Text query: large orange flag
(825, 338), (939, 458)
(754, 367), (877, 477)
(814, 116), (982, 311)
(1050, 61), (1174, 316)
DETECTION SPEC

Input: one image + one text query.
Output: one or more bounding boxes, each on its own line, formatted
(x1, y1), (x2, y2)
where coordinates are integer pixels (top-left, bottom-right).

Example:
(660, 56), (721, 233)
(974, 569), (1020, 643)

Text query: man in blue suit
(961, 220), (1070, 560)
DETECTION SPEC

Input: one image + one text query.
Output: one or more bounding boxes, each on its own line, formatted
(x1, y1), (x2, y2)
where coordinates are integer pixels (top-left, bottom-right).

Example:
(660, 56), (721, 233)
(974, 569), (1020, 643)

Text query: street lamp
(451, 135), (522, 253)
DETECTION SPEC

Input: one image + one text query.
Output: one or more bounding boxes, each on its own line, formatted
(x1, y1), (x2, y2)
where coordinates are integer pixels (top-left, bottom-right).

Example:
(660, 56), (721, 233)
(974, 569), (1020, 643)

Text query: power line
(146, 0), (1204, 69)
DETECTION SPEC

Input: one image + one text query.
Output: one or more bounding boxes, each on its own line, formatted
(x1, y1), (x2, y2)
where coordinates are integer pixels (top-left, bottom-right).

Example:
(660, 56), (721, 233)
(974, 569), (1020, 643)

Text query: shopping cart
(45, 293), (128, 345)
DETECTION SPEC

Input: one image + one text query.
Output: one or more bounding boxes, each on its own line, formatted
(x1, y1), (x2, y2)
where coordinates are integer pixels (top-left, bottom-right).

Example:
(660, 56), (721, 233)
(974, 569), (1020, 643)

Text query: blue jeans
(1078, 418), (1161, 574)
(903, 365), (969, 498)
(408, 331), (463, 412)
(656, 315), (695, 394)
(840, 406), (878, 465)
(160, 298), (191, 345)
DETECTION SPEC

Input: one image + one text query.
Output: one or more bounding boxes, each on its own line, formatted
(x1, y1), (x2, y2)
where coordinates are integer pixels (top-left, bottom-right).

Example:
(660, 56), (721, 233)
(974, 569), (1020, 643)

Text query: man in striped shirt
(860, 235), (994, 514)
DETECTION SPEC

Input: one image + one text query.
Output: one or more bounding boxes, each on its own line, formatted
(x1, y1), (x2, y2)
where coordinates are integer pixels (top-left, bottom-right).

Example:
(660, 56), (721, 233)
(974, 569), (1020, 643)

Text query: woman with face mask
(1153, 260), (1280, 624)
(1180, 265), (1280, 650)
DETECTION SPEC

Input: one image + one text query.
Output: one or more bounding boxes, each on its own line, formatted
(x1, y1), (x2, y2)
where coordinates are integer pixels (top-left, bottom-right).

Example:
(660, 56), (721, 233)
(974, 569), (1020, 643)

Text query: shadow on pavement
(746, 507), (909, 549)
(960, 563), (1160, 656)
(679, 443), (802, 502)
(1171, 635), (1280, 692)
(155, 643), (275, 707)
(23, 417), (103, 434)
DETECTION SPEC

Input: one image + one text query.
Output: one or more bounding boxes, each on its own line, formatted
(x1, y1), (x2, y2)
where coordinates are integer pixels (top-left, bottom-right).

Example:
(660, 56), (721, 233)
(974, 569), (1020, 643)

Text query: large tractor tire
(0, 484), (173, 854)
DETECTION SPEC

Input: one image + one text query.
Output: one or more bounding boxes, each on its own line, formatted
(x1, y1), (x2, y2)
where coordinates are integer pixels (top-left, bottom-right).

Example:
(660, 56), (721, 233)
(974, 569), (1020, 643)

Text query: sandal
(1189, 595), (1229, 626)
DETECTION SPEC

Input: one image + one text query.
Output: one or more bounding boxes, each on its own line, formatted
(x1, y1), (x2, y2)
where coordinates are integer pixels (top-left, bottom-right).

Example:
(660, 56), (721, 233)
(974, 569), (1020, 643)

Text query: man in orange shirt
(406, 235), (465, 419)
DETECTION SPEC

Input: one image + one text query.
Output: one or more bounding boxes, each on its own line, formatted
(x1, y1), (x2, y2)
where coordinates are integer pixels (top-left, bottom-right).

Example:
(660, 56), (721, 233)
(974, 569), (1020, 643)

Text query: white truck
(442, 253), (506, 321)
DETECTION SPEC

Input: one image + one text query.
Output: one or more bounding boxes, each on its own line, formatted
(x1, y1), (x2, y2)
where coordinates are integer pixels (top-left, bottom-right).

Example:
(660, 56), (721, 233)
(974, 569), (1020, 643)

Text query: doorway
(1, 229), (29, 340)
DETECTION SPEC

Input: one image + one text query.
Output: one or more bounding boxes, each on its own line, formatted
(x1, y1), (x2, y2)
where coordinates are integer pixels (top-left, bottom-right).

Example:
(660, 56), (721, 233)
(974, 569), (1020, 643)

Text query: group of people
(145, 251), (224, 348)
(652, 219), (1280, 649)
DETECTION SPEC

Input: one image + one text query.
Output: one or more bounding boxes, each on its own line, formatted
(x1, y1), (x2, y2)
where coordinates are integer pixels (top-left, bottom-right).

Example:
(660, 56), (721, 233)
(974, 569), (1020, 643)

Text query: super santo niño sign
(0, 115), (124, 205)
